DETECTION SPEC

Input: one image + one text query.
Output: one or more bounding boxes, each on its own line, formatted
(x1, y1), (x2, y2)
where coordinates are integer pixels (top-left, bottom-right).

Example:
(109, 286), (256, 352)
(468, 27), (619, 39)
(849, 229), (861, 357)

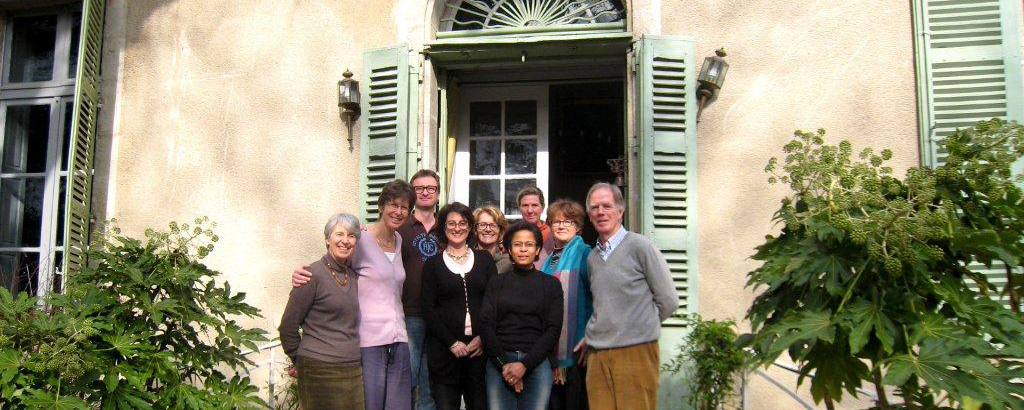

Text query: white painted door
(451, 85), (549, 220)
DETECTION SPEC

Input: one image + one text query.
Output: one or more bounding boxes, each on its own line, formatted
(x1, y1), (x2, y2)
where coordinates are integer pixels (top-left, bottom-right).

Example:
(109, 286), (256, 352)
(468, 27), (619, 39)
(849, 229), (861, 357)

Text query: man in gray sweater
(580, 182), (678, 410)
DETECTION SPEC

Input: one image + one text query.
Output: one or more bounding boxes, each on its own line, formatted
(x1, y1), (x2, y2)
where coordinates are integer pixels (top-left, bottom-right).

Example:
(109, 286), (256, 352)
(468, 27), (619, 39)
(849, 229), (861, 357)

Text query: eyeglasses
(385, 203), (409, 212)
(511, 241), (537, 248)
(551, 220), (576, 228)
(445, 220), (469, 229)
(413, 186), (439, 194)
(476, 222), (499, 231)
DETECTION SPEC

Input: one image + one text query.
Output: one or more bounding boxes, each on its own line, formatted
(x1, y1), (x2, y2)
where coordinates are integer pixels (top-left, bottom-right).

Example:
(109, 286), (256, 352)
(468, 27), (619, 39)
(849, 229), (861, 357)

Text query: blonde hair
(473, 205), (509, 236)
(546, 199), (585, 227)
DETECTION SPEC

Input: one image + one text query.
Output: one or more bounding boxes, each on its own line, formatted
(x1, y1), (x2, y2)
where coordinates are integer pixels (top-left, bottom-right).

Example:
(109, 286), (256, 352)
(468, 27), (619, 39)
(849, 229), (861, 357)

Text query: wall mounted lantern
(696, 48), (729, 121)
(338, 68), (361, 146)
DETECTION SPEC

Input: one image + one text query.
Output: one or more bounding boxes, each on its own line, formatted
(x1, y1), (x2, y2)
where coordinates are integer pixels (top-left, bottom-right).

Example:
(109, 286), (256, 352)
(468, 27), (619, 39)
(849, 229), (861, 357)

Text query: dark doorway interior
(548, 81), (624, 246)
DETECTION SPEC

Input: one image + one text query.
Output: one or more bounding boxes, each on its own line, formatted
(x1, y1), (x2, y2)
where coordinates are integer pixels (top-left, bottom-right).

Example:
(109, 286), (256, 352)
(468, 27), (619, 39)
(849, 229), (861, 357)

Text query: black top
(399, 214), (440, 317)
(421, 249), (496, 347)
(478, 264), (564, 372)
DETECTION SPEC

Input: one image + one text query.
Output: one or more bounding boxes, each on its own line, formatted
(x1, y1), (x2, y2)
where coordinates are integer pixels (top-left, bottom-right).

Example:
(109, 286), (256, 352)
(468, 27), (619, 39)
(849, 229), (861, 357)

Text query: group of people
(278, 169), (679, 410)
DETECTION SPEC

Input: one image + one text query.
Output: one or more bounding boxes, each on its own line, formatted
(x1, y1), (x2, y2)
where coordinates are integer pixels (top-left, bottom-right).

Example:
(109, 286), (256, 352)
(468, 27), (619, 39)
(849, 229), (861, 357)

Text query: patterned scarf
(540, 235), (592, 380)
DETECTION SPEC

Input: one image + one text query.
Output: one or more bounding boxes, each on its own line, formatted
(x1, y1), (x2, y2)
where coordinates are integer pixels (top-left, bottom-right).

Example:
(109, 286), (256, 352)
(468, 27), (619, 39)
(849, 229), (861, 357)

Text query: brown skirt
(297, 356), (365, 410)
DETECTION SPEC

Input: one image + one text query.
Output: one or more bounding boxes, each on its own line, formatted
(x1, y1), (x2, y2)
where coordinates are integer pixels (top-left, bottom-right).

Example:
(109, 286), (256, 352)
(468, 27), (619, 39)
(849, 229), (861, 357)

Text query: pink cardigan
(349, 231), (408, 347)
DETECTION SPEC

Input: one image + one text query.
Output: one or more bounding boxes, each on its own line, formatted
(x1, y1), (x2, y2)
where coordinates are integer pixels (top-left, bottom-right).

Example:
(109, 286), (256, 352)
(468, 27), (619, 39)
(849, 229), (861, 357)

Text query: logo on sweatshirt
(413, 232), (439, 261)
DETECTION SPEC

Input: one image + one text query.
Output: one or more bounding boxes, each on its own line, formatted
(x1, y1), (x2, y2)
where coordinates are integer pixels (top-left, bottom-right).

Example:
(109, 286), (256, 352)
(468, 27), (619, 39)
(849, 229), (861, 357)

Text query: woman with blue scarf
(541, 199), (593, 410)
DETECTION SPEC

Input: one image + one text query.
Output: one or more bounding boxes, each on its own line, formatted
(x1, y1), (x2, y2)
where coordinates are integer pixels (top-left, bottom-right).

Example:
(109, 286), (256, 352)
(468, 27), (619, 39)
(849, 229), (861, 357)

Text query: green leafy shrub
(663, 315), (749, 410)
(743, 120), (1024, 410)
(0, 218), (268, 409)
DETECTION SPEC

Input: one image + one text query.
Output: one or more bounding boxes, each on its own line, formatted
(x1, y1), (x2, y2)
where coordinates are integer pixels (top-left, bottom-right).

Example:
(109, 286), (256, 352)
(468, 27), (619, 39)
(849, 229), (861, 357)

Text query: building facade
(0, 0), (1021, 408)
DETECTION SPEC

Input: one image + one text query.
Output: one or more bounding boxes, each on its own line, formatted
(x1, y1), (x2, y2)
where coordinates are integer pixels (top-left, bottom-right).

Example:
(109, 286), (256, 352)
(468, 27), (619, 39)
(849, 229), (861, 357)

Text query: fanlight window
(442, 0), (625, 31)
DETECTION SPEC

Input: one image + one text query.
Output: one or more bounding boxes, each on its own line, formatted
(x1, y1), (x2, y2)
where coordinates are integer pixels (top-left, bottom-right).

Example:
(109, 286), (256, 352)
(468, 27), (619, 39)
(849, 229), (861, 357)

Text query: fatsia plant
(0, 218), (268, 409)
(742, 120), (1024, 410)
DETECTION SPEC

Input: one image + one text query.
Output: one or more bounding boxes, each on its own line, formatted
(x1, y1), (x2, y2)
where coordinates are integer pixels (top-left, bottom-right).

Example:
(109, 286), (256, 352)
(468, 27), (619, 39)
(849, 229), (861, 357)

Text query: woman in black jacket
(421, 202), (497, 410)
(478, 221), (564, 410)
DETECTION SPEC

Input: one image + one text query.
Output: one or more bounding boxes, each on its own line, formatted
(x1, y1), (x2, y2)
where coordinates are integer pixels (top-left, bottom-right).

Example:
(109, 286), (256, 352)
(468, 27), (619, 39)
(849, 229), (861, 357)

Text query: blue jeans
(485, 351), (553, 410)
(406, 316), (436, 410)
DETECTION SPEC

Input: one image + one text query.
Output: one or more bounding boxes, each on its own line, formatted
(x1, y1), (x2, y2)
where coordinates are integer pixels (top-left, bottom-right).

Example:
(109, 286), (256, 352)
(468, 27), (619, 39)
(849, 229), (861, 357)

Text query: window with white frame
(0, 4), (81, 297)
(451, 85), (549, 219)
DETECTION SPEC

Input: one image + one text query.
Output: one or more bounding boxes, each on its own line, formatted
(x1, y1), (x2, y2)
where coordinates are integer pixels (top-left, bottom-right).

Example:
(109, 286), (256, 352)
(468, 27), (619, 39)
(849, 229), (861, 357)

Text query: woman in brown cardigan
(279, 213), (364, 410)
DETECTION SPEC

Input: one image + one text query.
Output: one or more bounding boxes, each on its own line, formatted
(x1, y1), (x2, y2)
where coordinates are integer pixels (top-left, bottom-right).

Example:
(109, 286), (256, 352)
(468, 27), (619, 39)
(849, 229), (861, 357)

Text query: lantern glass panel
(699, 57), (728, 88)
(339, 80), (359, 105)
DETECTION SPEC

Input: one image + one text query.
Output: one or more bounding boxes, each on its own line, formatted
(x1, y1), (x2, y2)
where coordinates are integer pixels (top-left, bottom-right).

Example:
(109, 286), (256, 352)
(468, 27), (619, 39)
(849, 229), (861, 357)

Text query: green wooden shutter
(62, 0), (106, 276)
(635, 34), (699, 408)
(914, 0), (1024, 308)
(359, 44), (418, 221)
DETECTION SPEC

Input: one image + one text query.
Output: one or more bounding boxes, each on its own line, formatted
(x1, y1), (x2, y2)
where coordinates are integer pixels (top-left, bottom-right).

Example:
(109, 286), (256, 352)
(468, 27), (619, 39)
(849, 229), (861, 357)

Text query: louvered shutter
(62, 0), (105, 276)
(635, 36), (699, 326)
(914, 0), (1023, 308)
(359, 44), (418, 221)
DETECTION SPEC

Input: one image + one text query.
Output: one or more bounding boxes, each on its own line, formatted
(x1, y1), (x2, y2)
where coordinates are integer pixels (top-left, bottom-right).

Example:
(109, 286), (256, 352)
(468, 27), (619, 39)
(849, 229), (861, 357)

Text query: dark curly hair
(503, 220), (543, 261)
(377, 179), (415, 216)
(432, 202), (475, 246)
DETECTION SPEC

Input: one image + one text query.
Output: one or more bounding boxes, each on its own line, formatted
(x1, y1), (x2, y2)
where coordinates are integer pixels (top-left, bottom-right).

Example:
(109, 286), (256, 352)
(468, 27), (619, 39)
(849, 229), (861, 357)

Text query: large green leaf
(842, 300), (897, 354)
(21, 389), (91, 410)
(0, 349), (22, 385)
(885, 340), (1024, 410)
(762, 309), (835, 359)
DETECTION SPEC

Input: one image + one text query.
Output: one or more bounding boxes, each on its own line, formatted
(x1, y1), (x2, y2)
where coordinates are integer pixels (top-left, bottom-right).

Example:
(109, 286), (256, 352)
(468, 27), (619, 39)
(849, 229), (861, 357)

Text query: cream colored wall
(661, 0), (919, 408)
(94, 0), (403, 349)
(95, 0), (919, 407)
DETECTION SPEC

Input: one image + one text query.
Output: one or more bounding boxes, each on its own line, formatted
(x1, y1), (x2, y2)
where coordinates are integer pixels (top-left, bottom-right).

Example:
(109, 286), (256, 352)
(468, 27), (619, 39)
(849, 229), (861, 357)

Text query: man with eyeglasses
(398, 169), (443, 410)
(578, 182), (677, 410)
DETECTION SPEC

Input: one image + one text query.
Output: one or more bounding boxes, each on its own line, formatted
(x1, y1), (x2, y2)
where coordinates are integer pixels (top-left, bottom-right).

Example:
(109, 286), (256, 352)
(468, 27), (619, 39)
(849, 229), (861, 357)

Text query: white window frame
(451, 84), (550, 219)
(0, 4), (79, 297)
(1, 5), (79, 93)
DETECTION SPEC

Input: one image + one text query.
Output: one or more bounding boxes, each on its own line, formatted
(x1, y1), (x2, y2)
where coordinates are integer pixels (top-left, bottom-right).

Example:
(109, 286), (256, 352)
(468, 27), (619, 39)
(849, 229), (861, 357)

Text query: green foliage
(663, 315), (749, 410)
(0, 218), (269, 409)
(744, 120), (1024, 410)
(267, 375), (299, 410)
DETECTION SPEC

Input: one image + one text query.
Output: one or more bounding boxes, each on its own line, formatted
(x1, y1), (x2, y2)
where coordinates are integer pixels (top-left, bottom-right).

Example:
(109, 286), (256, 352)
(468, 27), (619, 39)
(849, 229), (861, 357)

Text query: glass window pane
(8, 15), (57, 83)
(469, 179), (499, 210)
(61, 102), (73, 171)
(3, 104), (52, 173)
(68, 13), (82, 79)
(504, 178), (536, 216)
(470, 102), (501, 136)
(505, 100), (536, 136)
(0, 178), (45, 247)
(470, 139), (500, 175)
(0, 251), (39, 296)
(55, 176), (66, 246)
(505, 139), (536, 174)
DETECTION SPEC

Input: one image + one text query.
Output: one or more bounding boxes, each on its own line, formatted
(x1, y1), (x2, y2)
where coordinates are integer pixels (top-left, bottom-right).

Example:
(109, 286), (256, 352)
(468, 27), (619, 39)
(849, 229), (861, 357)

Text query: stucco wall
(662, 0), (919, 408)
(94, 0), (919, 407)
(94, 0), (401, 344)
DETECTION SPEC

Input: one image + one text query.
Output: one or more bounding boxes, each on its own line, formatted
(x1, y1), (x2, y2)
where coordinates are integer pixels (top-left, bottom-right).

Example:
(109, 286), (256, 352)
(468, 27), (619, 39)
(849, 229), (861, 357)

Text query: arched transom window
(441, 0), (625, 31)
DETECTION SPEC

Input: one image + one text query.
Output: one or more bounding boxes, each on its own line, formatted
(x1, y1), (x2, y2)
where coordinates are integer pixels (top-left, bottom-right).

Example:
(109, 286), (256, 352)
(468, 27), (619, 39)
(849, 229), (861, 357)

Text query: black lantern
(338, 68), (361, 145)
(696, 48), (729, 121)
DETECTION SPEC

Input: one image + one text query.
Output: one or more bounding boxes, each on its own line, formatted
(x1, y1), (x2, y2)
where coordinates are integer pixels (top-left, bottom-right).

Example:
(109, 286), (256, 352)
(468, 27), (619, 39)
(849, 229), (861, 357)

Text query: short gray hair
(324, 213), (361, 240)
(586, 182), (625, 210)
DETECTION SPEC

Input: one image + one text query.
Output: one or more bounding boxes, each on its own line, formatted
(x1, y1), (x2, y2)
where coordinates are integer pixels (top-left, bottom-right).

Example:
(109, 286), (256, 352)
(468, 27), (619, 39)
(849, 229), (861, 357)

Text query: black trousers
(429, 355), (486, 410)
(549, 363), (589, 410)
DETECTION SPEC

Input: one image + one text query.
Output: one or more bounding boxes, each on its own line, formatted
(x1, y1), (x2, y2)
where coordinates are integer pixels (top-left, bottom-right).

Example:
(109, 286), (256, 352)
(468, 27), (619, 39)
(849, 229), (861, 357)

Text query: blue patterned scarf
(541, 235), (592, 375)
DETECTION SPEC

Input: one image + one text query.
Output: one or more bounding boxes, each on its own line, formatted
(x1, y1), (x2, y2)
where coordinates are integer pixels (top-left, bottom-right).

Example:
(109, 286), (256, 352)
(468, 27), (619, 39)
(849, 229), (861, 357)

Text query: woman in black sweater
(421, 202), (497, 410)
(479, 221), (564, 410)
